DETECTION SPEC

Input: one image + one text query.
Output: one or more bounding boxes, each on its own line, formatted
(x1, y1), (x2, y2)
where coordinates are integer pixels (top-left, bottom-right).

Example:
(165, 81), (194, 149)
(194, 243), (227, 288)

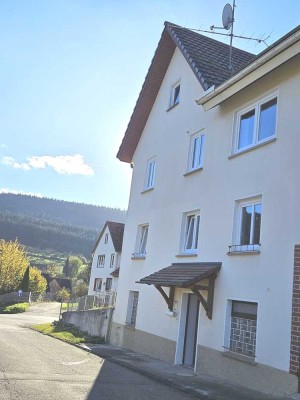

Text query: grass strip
(0, 302), (29, 314)
(31, 321), (105, 345)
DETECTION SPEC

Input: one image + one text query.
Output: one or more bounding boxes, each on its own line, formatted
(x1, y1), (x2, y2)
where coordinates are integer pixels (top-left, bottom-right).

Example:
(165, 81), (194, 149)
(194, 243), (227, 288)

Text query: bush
(0, 302), (29, 314)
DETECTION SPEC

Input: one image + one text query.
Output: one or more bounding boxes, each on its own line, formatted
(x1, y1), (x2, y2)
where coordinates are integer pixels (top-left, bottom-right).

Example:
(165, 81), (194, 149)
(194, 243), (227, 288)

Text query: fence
(66, 292), (116, 312)
(0, 291), (46, 305)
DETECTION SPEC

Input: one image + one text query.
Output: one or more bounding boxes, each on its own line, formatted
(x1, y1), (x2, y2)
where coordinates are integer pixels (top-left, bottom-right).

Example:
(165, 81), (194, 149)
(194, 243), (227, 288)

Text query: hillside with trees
(0, 194), (126, 258)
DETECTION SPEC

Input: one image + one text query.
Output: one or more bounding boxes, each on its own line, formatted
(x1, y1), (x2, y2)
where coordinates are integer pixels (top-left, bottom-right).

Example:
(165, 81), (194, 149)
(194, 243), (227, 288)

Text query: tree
(77, 264), (91, 284)
(0, 239), (29, 294)
(63, 257), (70, 277)
(56, 287), (70, 302)
(46, 265), (63, 278)
(20, 266), (30, 292)
(72, 279), (88, 297)
(29, 267), (47, 293)
(68, 256), (83, 279)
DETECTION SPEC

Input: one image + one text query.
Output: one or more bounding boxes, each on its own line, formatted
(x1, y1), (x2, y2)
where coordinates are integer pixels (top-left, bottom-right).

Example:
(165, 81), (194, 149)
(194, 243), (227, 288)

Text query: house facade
(88, 221), (124, 295)
(111, 22), (300, 396)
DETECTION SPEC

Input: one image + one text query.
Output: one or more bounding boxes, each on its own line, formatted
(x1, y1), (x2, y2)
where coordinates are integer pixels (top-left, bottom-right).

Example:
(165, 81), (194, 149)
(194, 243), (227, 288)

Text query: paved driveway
(0, 303), (197, 400)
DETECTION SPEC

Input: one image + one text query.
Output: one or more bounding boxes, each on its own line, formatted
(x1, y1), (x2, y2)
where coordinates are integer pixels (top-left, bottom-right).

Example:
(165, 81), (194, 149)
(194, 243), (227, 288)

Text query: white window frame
(231, 196), (262, 253)
(97, 254), (105, 267)
(94, 278), (102, 292)
(188, 130), (205, 172)
(233, 92), (278, 153)
(126, 291), (139, 326)
(110, 253), (115, 268)
(181, 211), (200, 254)
(144, 158), (156, 190)
(132, 224), (149, 259)
(169, 79), (181, 108)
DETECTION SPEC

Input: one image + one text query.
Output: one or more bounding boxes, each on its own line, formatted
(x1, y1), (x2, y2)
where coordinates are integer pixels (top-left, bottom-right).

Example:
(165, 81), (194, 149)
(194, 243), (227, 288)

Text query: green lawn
(31, 322), (104, 345)
(0, 302), (29, 314)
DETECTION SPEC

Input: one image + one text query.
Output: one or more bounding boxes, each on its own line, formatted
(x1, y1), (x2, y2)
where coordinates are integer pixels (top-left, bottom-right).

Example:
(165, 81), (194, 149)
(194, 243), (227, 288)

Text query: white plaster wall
(114, 46), (300, 373)
(88, 225), (120, 295)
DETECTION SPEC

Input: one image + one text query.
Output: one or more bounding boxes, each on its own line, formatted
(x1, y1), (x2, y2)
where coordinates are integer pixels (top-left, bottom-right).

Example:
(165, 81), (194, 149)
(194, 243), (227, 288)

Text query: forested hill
(0, 194), (126, 257)
(0, 194), (126, 230)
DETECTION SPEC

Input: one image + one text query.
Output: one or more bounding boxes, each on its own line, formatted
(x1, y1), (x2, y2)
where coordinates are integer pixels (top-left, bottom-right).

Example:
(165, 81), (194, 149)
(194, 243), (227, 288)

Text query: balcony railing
(228, 244), (261, 253)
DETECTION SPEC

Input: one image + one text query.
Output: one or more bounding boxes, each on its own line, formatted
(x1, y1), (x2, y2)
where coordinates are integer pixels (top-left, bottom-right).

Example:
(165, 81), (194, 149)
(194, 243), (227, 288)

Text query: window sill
(229, 137), (276, 159)
(131, 256), (146, 260)
(227, 250), (260, 256)
(166, 102), (179, 112)
(141, 187), (154, 194)
(97, 266), (105, 268)
(222, 350), (257, 366)
(125, 323), (136, 331)
(175, 253), (197, 258)
(183, 167), (203, 177)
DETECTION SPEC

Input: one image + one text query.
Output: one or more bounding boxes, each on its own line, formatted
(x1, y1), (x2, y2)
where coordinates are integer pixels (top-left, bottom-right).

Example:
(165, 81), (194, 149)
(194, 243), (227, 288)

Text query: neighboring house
(42, 273), (72, 299)
(88, 221), (124, 295)
(110, 21), (300, 396)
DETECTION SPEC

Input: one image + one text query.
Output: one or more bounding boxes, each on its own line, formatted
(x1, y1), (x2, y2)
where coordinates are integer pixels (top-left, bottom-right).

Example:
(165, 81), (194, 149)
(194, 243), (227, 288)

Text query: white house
(88, 221), (124, 295)
(110, 21), (300, 396)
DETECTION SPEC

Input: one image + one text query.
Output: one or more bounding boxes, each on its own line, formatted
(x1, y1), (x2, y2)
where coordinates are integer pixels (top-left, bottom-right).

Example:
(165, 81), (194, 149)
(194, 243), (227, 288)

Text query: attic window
(169, 80), (180, 109)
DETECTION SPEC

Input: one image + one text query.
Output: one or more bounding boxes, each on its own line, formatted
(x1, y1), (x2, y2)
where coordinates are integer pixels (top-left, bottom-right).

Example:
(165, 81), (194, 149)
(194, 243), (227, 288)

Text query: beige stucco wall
(113, 44), (300, 392)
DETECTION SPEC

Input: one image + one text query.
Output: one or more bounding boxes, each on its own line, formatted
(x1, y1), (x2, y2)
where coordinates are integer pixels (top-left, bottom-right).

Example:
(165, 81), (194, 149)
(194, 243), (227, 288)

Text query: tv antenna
(191, 1), (270, 71)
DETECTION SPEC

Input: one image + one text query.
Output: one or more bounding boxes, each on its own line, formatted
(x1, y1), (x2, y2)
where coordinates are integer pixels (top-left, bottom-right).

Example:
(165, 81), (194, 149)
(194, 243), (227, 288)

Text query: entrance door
(182, 294), (200, 367)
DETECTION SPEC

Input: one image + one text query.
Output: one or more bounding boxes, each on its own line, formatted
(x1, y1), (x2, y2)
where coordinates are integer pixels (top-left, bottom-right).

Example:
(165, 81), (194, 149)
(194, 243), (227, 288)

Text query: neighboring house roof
(42, 273), (72, 292)
(137, 262), (221, 287)
(117, 21), (255, 163)
(111, 267), (120, 278)
(92, 221), (125, 254)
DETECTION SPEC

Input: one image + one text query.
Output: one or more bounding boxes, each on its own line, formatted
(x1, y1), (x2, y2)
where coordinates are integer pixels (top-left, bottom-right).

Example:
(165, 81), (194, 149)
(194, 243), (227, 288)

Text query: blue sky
(0, 0), (299, 209)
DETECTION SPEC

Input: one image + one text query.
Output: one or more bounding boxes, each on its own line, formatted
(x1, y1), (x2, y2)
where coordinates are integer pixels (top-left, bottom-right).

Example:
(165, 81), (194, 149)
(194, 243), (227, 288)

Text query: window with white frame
(97, 255), (105, 267)
(229, 301), (257, 358)
(230, 197), (262, 253)
(105, 278), (112, 291)
(126, 291), (139, 326)
(235, 94), (277, 152)
(132, 224), (149, 259)
(182, 211), (200, 254)
(169, 80), (180, 108)
(144, 158), (156, 190)
(110, 254), (115, 268)
(93, 278), (102, 291)
(188, 130), (205, 172)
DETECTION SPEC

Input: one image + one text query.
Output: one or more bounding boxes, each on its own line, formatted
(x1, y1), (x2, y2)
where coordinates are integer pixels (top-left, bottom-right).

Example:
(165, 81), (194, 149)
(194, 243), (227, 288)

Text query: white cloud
(2, 154), (94, 176)
(0, 188), (44, 197)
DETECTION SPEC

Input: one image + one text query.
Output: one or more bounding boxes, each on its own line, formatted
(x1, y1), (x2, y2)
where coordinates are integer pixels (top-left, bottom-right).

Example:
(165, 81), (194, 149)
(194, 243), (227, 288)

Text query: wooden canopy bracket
(155, 286), (175, 311)
(191, 275), (216, 319)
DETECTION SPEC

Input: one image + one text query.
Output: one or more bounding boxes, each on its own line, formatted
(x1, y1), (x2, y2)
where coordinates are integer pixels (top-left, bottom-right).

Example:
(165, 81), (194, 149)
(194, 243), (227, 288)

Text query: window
(235, 94), (277, 152)
(188, 130), (205, 172)
(144, 158), (156, 190)
(93, 278), (102, 291)
(132, 224), (149, 259)
(97, 255), (105, 267)
(229, 301), (257, 358)
(110, 254), (115, 267)
(126, 291), (139, 326)
(230, 198), (262, 253)
(182, 211), (200, 254)
(169, 80), (180, 108)
(105, 278), (112, 291)
(104, 234), (109, 244)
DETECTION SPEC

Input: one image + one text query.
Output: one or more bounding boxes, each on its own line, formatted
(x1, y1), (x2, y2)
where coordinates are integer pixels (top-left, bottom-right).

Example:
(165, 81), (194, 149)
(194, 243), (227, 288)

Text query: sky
(0, 0), (299, 209)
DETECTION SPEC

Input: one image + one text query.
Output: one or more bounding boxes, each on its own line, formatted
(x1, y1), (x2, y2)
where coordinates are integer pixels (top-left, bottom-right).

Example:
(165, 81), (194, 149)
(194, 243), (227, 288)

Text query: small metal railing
(228, 244), (261, 253)
(66, 292), (116, 312)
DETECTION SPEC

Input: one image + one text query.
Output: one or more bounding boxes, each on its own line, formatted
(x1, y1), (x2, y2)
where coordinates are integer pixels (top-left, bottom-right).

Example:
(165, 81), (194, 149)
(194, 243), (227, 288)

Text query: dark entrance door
(182, 294), (200, 367)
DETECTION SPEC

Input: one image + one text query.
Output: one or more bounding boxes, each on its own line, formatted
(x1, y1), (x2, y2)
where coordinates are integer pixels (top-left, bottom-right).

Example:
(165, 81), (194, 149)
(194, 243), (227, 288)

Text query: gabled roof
(92, 221), (125, 254)
(117, 22), (255, 163)
(137, 262), (221, 287)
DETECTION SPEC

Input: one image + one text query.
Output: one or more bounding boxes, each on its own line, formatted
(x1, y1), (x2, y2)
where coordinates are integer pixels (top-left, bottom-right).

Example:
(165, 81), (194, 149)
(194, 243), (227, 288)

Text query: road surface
(0, 303), (196, 400)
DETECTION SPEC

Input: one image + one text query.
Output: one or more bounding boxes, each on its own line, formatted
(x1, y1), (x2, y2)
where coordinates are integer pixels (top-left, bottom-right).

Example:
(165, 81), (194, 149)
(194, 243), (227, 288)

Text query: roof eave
(197, 29), (300, 111)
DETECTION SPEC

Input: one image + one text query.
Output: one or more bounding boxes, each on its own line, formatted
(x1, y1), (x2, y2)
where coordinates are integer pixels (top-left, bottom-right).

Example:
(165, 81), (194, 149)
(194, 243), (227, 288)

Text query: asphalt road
(0, 303), (196, 400)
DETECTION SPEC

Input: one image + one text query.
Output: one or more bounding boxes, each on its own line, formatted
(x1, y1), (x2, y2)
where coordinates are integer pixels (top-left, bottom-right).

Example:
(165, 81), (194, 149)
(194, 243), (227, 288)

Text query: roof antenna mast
(210, 1), (236, 71)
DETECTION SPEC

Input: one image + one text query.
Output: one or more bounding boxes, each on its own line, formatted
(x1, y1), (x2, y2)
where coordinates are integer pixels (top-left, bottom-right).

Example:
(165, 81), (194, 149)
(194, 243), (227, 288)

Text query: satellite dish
(222, 3), (233, 30)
